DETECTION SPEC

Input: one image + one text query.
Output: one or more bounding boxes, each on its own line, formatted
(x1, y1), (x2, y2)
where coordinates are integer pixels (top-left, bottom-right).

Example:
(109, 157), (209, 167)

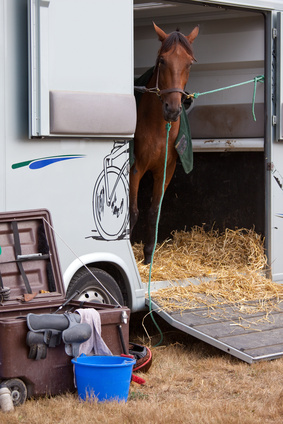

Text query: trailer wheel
(67, 267), (124, 306)
(1, 378), (27, 406)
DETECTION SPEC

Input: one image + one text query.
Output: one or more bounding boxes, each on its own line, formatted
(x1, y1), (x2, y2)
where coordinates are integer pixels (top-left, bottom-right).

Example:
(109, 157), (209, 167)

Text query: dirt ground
(1, 311), (283, 424)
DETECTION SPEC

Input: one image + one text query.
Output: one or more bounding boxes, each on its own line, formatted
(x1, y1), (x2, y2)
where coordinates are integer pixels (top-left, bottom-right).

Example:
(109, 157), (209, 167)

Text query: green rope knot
(165, 122), (172, 131)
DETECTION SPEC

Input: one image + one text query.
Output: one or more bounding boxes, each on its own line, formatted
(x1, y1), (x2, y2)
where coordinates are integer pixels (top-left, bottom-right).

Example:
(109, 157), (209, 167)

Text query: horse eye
(159, 57), (165, 66)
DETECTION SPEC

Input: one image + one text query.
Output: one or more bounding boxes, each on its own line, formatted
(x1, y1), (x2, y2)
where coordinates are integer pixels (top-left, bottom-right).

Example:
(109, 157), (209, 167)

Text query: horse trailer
(2, 0), (283, 362)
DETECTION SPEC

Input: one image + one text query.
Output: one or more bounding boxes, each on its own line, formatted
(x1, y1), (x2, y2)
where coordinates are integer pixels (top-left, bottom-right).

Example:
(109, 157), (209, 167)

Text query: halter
(134, 60), (194, 102)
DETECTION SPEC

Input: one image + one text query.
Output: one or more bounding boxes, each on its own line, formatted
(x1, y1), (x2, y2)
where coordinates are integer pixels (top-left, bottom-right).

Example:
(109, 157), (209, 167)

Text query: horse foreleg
(129, 165), (142, 236)
(143, 163), (176, 265)
(143, 202), (160, 265)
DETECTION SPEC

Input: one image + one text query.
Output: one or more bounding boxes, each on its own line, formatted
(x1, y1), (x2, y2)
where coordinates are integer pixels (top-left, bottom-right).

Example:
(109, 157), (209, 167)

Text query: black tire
(66, 267), (124, 306)
(1, 378), (27, 406)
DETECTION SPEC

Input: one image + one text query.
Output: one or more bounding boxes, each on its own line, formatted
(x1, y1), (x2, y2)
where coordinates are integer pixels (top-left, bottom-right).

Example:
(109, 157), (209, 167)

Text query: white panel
(28, 0), (134, 137)
(49, 91), (136, 137)
(192, 138), (264, 151)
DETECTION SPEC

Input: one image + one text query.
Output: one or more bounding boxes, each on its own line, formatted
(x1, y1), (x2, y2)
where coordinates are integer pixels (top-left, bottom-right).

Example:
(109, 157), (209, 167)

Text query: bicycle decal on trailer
(91, 141), (130, 241)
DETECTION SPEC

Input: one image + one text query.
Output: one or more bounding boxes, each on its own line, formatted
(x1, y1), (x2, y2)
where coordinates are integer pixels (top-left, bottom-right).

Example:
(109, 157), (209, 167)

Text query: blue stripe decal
(29, 156), (81, 169)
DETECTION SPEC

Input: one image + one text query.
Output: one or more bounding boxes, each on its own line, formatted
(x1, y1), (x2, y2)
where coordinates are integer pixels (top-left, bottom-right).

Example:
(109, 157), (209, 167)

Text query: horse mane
(158, 30), (194, 59)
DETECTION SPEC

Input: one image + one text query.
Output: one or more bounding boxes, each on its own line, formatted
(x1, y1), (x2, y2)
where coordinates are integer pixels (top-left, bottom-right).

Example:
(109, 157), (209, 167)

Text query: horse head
(153, 22), (199, 123)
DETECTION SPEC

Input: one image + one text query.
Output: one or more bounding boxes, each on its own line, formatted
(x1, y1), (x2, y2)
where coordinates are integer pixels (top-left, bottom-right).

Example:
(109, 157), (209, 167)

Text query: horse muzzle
(163, 102), (182, 122)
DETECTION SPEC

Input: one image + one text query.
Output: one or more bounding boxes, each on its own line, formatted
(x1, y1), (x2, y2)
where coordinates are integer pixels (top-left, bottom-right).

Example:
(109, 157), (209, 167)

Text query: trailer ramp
(146, 291), (283, 364)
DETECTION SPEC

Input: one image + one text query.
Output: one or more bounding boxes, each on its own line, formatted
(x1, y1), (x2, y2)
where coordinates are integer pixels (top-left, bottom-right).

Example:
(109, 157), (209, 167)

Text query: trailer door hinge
(273, 28), (278, 39)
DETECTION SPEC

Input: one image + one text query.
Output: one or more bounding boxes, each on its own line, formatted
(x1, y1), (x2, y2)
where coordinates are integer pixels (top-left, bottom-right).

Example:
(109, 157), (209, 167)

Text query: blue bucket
(71, 355), (136, 402)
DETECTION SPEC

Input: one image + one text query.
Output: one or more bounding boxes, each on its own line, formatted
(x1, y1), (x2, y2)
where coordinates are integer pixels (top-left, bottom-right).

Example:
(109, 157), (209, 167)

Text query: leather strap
(12, 221), (32, 294)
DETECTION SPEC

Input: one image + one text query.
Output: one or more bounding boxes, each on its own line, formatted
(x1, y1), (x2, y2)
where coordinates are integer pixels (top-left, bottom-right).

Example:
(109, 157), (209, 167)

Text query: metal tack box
(0, 209), (130, 403)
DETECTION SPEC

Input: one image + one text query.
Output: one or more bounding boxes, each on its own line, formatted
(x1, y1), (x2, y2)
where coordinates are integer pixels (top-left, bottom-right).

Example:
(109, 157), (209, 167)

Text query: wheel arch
(63, 253), (133, 308)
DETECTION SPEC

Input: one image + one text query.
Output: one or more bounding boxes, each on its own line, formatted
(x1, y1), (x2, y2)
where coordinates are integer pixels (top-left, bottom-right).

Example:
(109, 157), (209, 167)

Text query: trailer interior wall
(133, 1), (265, 244)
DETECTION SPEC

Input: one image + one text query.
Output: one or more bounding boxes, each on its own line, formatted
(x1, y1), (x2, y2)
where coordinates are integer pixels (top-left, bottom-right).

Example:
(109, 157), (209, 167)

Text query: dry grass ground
(2, 227), (283, 423)
(1, 313), (283, 424)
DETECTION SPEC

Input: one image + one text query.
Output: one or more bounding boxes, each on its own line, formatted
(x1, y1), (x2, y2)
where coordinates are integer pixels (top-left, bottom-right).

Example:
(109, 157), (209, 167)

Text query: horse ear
(153, 22), (168, 42)
(186, 25), (199, 44)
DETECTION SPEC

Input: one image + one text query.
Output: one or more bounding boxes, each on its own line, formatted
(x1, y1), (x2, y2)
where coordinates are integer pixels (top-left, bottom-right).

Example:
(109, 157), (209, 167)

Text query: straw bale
(132, 226), (283, 314)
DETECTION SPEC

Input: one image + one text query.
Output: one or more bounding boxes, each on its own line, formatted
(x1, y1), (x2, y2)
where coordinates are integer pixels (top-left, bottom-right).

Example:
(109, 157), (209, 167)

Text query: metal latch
(121, 310), (128, 324)
(272, 115), (277, 126)
(273, 28), (277, 39)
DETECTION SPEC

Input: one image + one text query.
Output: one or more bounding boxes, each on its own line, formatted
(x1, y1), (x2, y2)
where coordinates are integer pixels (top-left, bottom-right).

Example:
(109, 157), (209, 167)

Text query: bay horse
(130, 22), (199, 264)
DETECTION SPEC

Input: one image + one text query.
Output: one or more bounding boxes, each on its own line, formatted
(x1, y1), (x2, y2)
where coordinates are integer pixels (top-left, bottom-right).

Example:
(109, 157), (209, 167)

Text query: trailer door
(277, 13), (283, 143)
(28, 0), (135, 138)
(268, 11), (283, 283)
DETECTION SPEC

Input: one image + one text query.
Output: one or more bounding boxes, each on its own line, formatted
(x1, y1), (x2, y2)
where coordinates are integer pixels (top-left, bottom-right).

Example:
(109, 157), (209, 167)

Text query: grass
(1, 313), (283, 424)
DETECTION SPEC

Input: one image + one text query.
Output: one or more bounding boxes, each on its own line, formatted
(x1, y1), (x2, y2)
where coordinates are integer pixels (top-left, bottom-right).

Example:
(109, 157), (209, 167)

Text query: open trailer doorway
(132, 0), (266, 249)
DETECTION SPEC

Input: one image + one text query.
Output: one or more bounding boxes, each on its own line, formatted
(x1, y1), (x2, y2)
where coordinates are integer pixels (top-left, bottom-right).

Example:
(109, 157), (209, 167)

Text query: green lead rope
(192, 75), (264, 122)
(147, 122), (171, 347)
